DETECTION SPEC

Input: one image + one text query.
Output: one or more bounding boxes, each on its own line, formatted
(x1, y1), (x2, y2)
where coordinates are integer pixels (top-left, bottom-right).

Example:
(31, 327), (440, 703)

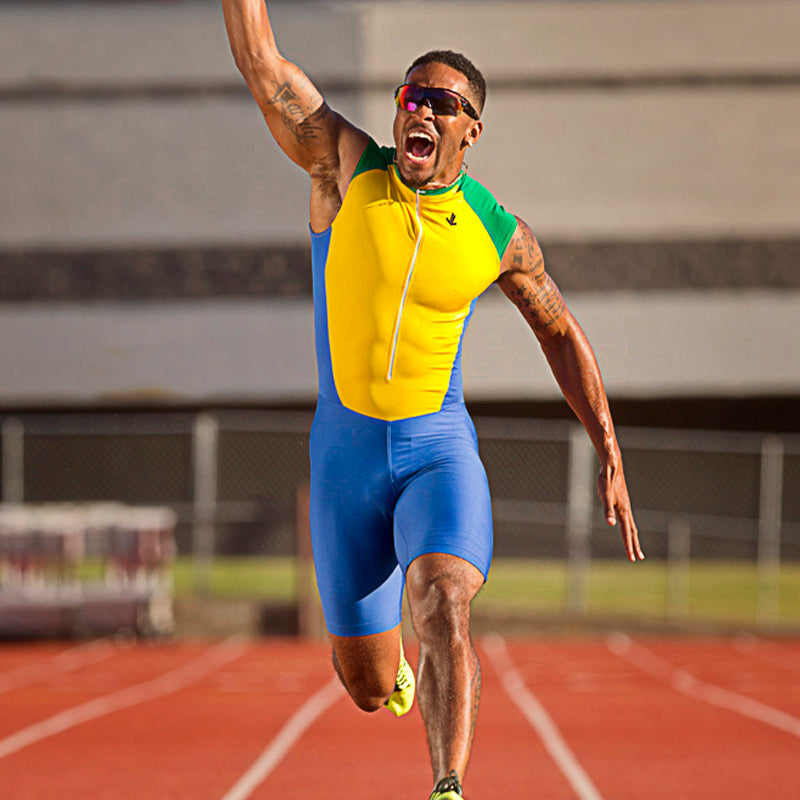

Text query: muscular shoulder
(500, 217), (542, 277)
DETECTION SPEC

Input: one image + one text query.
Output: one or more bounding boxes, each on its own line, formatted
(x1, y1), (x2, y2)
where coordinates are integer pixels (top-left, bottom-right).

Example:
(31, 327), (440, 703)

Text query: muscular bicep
(497, 218), (569, 341)
(242, 55), (345, 171)
(242, 56), (371, 220)
(223, 1), (364, 176)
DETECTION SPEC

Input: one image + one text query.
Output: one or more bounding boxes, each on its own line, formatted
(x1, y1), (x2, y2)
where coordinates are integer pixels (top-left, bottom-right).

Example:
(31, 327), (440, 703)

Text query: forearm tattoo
(268, 79), (325, 146)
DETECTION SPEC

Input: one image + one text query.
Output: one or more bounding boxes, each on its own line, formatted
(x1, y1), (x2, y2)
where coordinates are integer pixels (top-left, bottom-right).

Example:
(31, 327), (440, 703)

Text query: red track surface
(0, 635), (798, 799)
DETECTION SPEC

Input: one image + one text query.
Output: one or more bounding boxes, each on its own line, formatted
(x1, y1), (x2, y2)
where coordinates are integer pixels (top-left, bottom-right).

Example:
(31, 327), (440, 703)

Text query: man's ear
(464, 119), (484, 149)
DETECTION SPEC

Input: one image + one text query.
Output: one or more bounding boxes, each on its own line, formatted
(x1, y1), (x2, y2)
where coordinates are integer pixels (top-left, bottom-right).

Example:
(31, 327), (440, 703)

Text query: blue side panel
(310, 227), (340, 404)
(441, 297), (478, 408)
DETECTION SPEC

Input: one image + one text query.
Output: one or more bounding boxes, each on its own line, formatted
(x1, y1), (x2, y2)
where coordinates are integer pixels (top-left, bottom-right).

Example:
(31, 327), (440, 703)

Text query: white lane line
(732, 633), (800, 672)
(0, 642), (115, 695)
(0, 637), (249, 761)
(608, 633), (800, 739)
(482, 635), (605, 800)
(219, 675), (344, 800)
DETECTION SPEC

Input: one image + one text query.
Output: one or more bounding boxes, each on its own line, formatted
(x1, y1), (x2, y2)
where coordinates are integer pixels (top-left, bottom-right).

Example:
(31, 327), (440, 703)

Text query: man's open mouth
(405, 131), (435, 163)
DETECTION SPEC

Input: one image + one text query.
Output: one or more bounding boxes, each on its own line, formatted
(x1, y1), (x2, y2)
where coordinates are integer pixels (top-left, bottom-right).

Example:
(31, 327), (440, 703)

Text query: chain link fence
(2, 410), (799, 631)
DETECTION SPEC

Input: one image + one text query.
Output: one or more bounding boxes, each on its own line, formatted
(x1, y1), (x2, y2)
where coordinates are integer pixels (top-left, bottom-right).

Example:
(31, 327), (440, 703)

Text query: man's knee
(331, 632), (399, 712)
(407, 560), (481, 644)
(339, 665), (395, 712)
(347, 678), (395, 713)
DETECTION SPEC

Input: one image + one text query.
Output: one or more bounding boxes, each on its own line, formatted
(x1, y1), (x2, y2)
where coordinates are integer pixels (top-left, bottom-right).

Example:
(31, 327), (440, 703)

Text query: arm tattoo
(268, 80), (325, 147)
(504, 223), (566, 332)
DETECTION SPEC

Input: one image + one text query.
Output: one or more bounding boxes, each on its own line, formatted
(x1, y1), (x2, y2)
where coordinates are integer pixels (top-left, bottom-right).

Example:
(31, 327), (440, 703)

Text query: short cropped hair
(405, 50), (487, 114)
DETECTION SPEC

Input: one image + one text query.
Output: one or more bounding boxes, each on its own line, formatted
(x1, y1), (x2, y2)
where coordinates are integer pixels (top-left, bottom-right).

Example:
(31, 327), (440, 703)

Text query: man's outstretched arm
(497, 218), (644, 562)
(221, 0), (367, 217)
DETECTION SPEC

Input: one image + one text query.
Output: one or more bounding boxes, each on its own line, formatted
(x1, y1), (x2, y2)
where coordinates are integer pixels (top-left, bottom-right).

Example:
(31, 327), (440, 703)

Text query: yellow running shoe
(383, 639), (415, 717)
(429, 770), (463, 800)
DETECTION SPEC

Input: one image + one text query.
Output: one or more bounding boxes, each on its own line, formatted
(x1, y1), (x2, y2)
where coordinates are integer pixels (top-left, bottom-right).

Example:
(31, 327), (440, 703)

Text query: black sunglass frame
(394, 84), (480, 121)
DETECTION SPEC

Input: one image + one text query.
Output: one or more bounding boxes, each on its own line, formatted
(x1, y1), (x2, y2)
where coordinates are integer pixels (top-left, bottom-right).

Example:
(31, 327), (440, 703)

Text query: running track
(0, 635), (798, 799)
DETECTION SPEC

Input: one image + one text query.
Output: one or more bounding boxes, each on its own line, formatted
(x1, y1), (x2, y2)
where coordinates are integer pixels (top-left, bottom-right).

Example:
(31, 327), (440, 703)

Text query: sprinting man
(222, 3), (644, 798)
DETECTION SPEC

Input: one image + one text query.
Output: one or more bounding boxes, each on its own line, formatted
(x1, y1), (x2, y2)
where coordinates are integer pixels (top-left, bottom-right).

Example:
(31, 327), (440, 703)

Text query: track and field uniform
(309, 138), (517, 637)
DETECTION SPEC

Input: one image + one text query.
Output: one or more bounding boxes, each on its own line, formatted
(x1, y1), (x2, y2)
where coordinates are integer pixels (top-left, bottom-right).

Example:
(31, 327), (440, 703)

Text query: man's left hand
(597, 463), (644, 562)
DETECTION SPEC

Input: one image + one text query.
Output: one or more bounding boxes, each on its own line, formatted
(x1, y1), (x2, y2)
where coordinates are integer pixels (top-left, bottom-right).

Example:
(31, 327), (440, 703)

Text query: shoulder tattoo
(505, 222), (566, 331)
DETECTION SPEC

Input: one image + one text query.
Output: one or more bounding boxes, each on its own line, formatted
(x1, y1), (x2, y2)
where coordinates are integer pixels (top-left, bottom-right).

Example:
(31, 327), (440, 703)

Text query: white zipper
(386, 188), (423, 381)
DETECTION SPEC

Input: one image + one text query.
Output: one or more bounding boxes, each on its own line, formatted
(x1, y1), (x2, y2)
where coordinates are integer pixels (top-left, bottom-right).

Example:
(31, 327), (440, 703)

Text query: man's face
(392, 62), (482, 190)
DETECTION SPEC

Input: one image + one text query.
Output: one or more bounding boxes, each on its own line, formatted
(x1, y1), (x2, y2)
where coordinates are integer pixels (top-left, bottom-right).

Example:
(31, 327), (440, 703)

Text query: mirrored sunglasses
(394, 84), (480, 120)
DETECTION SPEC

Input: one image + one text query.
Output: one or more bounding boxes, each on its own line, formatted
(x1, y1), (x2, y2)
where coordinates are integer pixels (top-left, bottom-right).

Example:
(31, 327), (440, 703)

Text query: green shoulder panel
(351, 138), (395, 180)
(460, 174), (518, 260)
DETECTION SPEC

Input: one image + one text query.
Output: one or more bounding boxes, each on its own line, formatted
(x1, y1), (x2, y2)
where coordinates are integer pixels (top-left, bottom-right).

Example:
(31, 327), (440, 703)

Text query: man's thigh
(310, 401), (403, 637)
(393, 442), (493, 580)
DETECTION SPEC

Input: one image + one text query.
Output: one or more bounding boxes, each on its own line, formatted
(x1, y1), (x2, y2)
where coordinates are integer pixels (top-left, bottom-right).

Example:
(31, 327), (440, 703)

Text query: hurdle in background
(0, 503), (176, 638)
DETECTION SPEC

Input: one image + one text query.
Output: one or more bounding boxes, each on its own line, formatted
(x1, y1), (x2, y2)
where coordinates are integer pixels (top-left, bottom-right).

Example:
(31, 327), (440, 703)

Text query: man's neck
(395, 166), (465, 194)
(420, 172), (464, 192)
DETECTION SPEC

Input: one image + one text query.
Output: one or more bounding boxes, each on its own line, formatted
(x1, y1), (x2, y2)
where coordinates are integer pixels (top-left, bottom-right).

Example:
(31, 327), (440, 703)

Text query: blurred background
(1, 0), (798, 640)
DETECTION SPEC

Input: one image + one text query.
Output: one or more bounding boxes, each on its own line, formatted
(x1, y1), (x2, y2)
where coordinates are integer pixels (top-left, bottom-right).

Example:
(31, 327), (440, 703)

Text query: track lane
(656, 636), (800, 717)
(0, 642), (79, 675)
(610, 635), (800, 735)
(0, 641), (218, 740)
(0, 640), (114, 695)
(482, 635), (604, 800)
(1, 637), (799, 799)
(253, 641), (580, 800)
(0, 639), (337, 800)
(500, 637), (800, 800)
(218, 675), (345, 800)
(251, 641), (435, 800)
(0, 638), (248, 761)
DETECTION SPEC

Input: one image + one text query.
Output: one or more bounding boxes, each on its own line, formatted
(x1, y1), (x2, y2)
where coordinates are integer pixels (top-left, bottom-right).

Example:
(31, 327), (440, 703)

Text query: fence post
(666, 518), (691, 620)
(566, 425), (594, 615)
(2, 417), (24, 504)
(757, 435), (784, 624)
(192, 412), (219, 595)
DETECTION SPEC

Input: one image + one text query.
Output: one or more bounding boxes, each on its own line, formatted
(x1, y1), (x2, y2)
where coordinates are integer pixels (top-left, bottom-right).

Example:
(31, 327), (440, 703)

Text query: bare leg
(406, 553), (484, 786)
(330, 624), (401, 712)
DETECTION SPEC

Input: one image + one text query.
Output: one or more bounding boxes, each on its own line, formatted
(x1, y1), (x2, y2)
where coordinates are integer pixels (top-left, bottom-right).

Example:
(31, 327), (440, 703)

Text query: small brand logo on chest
(446, 213), (457, 226)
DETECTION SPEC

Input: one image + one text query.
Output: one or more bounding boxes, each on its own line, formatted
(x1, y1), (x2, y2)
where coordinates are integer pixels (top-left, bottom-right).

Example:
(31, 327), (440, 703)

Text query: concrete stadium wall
(0, 1), (360, 247)
(360, 0), (800, 240)
(2, 0), (799, 245)
(2, 0), (799, 409)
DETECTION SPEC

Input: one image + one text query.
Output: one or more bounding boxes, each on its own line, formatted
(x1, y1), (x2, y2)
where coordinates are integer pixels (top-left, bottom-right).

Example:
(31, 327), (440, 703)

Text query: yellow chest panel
(323, 161), (512, 421)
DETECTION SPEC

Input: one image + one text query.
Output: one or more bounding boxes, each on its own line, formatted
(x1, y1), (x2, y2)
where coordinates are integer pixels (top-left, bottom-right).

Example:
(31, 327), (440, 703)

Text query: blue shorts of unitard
(309, 396), (493, 638)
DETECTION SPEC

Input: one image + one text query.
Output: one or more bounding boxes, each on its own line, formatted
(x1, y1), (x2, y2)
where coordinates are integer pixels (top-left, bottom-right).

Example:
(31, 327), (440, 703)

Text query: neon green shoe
(383, 640), (415, 717)
(429, 770), (463, 800)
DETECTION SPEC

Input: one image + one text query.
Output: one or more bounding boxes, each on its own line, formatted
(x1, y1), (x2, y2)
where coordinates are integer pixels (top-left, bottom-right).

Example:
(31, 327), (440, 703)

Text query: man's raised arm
(497, 219), (644, 562)
(221, 0), (366, 195)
